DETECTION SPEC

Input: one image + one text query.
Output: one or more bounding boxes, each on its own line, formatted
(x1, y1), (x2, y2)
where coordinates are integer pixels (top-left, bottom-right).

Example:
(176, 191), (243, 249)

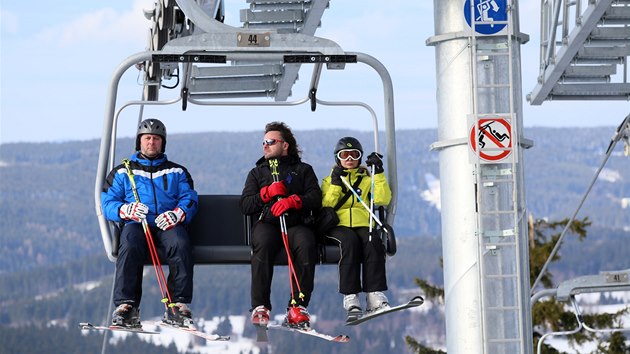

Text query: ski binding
(345, 295), (424, 326)
(148, 320), (230, 341)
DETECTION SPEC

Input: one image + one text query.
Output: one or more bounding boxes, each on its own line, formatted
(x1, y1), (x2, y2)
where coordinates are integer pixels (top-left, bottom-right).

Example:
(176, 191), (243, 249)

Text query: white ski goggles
(336, 149), (362, 161)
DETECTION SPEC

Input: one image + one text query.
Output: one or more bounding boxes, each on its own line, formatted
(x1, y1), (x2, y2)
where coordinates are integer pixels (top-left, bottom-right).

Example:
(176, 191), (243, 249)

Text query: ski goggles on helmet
(336, 149), (362, 161)
(263, 138), (284, 146)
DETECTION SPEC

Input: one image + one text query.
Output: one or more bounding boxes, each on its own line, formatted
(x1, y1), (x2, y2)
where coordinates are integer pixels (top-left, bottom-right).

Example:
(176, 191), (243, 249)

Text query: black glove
(330, 165), (348, 186)
(366, 152), (384, 174)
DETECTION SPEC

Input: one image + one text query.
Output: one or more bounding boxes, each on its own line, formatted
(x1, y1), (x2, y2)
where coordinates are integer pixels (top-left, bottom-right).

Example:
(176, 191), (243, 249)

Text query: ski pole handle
(369, 165), (375, 240)
(269, 159), (280, 183)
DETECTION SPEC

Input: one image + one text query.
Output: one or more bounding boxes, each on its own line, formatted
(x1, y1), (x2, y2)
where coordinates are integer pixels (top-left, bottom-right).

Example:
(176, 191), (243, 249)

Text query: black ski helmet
(334, 136), (363, 166)
(135, 118), (167, 152)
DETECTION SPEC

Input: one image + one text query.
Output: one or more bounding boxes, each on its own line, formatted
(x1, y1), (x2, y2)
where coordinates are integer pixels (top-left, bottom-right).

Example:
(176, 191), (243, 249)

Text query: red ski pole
(122, 159), (174, 312)
(269, 159), (305, 306)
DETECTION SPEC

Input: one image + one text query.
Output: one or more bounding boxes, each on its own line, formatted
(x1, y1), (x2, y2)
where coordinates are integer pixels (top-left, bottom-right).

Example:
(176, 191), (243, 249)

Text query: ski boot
(163, 302), (194, 328)
(343, 294), (363, 321)
(366, 291), (391, 314)
(251, 305), (270, 327)
(111, 303), (140, 328)
(283, 305), (310, 329)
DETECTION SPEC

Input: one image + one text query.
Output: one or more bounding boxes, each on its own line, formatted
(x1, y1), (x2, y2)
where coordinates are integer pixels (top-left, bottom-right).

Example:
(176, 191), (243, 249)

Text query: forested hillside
(0, 127), (628, 353)
(0, 127), (627, 272)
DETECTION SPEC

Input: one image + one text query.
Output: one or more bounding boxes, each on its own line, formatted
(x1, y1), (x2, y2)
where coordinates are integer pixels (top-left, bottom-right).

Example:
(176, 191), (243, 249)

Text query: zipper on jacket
(150, 160), (159, 216)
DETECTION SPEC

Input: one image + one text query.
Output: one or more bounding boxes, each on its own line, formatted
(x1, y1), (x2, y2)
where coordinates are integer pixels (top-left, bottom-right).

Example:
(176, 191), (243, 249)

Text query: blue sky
(1, 0), (628, 144)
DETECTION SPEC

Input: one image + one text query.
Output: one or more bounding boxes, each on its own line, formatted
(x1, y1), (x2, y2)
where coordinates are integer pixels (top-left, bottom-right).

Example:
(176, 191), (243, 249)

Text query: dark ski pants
(250, 222), (317, 311)
(326, 226), (387, 295)
(114, 223), (193, 307)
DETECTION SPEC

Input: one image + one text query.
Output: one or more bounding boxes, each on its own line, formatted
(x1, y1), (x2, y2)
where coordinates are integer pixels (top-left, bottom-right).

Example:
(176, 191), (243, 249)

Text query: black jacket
(240, 155), (322, 227)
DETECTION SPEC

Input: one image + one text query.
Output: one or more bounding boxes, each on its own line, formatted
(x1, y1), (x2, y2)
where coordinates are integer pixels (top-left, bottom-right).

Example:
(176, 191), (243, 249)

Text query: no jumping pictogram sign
(469, 117), (513, 163)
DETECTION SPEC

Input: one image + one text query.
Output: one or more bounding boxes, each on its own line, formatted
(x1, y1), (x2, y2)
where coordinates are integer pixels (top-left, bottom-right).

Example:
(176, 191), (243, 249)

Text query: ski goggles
(263, 138), (284, 146)
(336, 149), (362, 161)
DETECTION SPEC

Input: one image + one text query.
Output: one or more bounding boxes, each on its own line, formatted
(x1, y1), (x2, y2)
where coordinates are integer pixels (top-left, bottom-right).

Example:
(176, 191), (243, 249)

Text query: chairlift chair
(94, 0), (398, 265)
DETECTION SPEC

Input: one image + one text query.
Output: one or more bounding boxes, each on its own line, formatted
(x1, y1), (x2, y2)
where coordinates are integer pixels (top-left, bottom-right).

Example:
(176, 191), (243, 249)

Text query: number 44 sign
(468, 116), (516, 164)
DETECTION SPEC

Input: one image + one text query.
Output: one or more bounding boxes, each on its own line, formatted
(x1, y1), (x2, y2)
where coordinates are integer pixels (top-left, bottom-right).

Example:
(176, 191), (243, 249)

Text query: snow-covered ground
(598, 168), (622, 183)
(420, 173), (441, 211)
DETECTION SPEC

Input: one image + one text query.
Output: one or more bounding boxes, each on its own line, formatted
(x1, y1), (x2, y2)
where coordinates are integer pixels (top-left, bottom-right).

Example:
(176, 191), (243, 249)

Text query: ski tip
(334, 335), (351, 343)
(410, 296), (425, 305)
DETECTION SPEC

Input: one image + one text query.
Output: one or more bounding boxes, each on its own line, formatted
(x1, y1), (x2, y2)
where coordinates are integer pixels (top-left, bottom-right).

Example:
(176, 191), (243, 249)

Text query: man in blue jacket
(101, 118), (198, 328)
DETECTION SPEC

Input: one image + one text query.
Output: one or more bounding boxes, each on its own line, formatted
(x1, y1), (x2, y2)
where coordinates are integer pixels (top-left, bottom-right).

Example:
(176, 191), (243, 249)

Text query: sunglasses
(263, 138), (284, 146)
(337, 149), (362, 160)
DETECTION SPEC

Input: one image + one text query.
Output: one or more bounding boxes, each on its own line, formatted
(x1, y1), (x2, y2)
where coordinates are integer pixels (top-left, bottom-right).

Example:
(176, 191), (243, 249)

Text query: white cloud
(0, 9), (19, 34)
(33, 1), (153, 48)
(319, 2), (432, 52)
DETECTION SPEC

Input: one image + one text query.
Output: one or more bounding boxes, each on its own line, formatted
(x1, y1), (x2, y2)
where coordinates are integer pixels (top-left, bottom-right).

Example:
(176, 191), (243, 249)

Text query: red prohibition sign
(469, 118), (512, 161)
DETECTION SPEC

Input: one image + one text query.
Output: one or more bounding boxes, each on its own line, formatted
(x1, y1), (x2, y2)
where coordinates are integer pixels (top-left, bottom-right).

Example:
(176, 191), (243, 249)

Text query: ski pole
(340, 175), (388, 233)
(369, 165), (375, 241)
(122, 159), (174, 311)
(270, 161), (303, 305)
(269, 159), (305, 306)
(269, 159), (304, 304)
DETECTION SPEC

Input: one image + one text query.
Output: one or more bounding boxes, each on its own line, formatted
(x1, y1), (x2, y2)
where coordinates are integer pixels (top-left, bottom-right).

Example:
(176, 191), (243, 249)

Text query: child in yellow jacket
(321, 137), (392, 320)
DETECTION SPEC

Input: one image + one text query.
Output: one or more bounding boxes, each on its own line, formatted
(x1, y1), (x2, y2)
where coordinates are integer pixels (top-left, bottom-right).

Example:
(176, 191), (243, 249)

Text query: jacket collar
(132, 151), (167, 166)
(256, 154), (300, 167)
(345, 166), (369, 177)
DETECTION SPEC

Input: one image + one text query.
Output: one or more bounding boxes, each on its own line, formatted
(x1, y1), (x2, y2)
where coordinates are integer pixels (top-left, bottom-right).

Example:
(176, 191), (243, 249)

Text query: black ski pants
(114, 223), (193, 307)
(250, 222), (317, 311)
(326, 226), (387, 295)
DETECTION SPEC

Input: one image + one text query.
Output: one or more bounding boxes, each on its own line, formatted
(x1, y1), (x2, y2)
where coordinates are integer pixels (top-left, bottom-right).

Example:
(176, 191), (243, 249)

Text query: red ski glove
(155, 207), (186, 231)
(271, 194), (302, 217)
(260, 181), (287, 203)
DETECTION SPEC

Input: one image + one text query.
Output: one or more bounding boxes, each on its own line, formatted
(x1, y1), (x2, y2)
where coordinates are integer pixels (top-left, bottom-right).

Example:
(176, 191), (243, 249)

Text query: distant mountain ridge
(0, 127), (627, 272)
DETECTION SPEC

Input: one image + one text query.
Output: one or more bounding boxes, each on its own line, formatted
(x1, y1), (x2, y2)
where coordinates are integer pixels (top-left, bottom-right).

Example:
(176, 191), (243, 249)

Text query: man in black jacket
(240, 121), (321, 329)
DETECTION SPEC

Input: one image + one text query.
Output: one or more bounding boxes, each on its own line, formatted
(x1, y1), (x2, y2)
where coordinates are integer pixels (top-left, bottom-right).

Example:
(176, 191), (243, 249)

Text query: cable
(531, 115), (630, 293)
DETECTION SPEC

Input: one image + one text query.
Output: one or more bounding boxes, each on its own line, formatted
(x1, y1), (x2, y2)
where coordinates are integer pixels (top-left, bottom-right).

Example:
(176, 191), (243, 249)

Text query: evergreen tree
(214, 316), (233, 336)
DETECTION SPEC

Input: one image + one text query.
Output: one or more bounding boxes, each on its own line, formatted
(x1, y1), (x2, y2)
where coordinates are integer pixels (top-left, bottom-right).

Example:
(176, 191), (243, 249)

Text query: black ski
(265, 322), (350, 343)
(79, 322), (158, 334)
(345, 296), (424, 326)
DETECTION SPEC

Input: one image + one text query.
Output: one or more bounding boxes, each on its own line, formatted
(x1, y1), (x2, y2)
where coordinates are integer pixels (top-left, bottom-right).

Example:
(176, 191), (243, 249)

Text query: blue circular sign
(464, 0), (508, 35)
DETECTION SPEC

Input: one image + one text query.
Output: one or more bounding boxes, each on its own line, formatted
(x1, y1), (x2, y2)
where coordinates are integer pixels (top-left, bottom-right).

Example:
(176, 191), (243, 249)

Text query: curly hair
(265, 121), (302, 157)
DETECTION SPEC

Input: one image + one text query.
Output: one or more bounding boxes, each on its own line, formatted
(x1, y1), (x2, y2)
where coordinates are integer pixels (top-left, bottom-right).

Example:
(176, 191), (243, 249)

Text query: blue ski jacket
(101, 152), (198, 227)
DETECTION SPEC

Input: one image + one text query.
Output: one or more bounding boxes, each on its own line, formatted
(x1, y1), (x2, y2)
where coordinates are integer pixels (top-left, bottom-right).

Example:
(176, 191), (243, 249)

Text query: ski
(345, 295), (425, 326)
(149, 321), (230, 341)
(79, 322), (158, 334)
(266, 322), (350, 343)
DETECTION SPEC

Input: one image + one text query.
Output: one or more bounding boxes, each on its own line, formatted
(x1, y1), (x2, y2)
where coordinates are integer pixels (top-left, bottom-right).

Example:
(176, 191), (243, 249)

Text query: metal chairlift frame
(94, 47), (398, 264)
(532, 270), (630, 353)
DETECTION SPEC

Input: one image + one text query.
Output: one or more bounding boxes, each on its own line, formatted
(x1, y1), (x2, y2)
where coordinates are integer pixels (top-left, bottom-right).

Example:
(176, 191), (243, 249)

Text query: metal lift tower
(427, 1), (533, 353)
